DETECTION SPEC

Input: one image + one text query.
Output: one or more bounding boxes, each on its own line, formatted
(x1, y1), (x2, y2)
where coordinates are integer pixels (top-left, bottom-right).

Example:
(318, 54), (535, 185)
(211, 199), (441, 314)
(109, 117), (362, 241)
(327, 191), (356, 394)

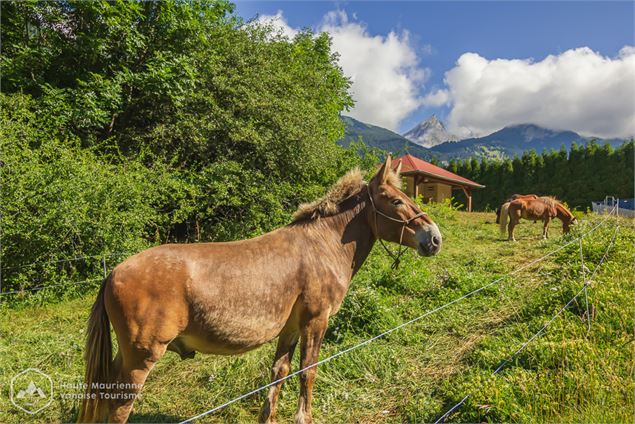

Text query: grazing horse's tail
(499, 202), (510, 235)
(78, 277), (113, 423)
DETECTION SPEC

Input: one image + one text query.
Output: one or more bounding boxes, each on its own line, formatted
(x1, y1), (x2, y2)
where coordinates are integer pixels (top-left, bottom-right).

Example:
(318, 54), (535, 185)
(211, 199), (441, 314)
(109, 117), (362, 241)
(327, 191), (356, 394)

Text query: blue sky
(235, 1), (635, 138)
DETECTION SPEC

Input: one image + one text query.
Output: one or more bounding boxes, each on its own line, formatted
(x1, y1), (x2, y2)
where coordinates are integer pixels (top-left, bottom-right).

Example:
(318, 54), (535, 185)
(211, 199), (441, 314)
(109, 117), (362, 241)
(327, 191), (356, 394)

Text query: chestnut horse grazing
(78, 156), (442, 424)
(499, 196), (576, 241)
(495, 194), (538, 224)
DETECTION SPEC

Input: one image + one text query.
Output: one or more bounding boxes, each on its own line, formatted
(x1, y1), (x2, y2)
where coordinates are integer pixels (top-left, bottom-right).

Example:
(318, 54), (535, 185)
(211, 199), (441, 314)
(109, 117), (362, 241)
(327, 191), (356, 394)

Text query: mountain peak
(402, 115), (457, 148)
(342, 116), (620, 163)
(492, 123), (574, 143)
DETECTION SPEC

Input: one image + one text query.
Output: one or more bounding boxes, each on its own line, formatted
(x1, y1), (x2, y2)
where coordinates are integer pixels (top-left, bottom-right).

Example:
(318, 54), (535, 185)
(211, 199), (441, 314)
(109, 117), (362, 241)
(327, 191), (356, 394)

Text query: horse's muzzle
(416, 224), (442, 256)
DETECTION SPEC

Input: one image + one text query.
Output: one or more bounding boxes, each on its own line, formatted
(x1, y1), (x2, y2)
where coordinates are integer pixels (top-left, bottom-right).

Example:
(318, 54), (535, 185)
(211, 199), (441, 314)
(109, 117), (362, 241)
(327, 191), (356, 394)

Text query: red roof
(393, 154), (484, 188)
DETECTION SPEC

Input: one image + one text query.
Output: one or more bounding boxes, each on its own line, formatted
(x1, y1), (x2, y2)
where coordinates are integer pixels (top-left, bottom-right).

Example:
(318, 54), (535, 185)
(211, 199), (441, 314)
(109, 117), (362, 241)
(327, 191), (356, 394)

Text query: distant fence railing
(592, 196), (635, 218)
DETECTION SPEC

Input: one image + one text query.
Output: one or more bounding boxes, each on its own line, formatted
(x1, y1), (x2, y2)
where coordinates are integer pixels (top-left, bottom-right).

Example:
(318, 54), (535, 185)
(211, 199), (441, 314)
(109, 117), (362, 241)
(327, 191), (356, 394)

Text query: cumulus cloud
(320, 11), (427, 130)
(255, 10), (428, 131)
(432, 47), (635, 139)
(421, 89), (450, 107)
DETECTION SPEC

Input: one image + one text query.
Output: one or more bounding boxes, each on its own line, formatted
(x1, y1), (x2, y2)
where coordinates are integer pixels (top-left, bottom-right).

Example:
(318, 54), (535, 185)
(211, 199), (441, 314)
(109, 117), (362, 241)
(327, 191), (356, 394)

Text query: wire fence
(0, 277), (103, 297)
(0, 208), (621, 421)
(179, 208), (618, 424)
(0, 251), (132, 297)
(2, 207), (625, 296)
(433, 224), (620, 423)
(4, 251), (132, 271)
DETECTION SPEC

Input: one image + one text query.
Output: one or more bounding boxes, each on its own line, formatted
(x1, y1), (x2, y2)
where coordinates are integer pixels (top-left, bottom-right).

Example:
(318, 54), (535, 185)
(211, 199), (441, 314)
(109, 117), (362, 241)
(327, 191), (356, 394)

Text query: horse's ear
(373, 155), (392, 185)
(395, 159), (402, 176)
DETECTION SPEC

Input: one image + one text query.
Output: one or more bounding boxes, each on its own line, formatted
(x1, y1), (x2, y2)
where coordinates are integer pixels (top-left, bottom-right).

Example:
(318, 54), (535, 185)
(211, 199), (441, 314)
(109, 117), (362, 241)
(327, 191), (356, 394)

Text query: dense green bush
(1, 0), (359, 204)
(0, 93), (194, 291)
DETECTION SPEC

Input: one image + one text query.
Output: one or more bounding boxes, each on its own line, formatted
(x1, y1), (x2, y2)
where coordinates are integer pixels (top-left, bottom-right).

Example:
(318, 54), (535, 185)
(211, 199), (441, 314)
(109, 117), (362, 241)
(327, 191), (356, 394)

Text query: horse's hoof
(295, 413), (313, 424)
(259, 414), (277, 424)
(259, 405), (276, 424)
(179, 351), (196, 360)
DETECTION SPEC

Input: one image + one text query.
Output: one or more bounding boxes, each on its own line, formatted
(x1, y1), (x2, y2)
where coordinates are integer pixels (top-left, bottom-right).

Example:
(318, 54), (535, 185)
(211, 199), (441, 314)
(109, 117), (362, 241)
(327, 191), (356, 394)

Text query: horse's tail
(78, 277), (113, 423)
(499, 202), (510, 235)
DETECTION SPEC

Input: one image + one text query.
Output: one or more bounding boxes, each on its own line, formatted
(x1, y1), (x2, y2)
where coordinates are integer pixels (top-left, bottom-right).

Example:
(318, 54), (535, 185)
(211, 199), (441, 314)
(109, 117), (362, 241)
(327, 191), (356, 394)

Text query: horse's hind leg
(259, 330), (300, 424)
(108, 343), (167, 423)
(508, 209), (523, 241)
(508, 217), (517, 241)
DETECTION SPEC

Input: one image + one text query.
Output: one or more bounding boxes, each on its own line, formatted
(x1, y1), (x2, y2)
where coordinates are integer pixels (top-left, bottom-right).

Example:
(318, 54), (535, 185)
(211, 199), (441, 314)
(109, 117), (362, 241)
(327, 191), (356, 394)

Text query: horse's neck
(556, 205), (571, 221)
(293, 194), (376, 278)
(339, 202), (376, 276)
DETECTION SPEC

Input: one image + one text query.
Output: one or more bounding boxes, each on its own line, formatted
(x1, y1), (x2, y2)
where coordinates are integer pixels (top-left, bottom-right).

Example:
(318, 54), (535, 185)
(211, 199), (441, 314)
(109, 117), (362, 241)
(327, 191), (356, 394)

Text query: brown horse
(495, 194), (538, 224)
(78, 156), (442, 424)
(499, 196), (576, 241)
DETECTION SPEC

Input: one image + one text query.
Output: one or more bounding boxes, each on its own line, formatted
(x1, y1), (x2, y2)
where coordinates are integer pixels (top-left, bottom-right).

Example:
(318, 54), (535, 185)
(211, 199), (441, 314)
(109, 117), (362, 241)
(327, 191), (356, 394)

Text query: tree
(1, 0), (371, 291)
(1, 0), (363, 243)
(444, 141), (634, 211)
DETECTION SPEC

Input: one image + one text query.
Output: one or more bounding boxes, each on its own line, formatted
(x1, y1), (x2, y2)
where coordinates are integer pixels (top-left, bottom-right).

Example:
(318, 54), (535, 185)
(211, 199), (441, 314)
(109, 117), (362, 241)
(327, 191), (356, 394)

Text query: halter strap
(366, 185), (426, 269)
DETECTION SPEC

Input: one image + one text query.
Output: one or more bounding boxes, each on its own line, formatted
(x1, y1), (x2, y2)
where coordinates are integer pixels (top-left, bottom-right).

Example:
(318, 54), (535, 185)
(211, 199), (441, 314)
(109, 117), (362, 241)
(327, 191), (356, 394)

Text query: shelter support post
(413, 175), (420, 199)
(461, 186), (472, 212)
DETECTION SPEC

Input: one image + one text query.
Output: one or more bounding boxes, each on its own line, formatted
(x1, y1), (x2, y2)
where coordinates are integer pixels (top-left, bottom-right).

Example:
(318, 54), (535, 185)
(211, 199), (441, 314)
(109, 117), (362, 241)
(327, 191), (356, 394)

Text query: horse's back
(110, 231), (302, 292)
(511, 197), (556, 220)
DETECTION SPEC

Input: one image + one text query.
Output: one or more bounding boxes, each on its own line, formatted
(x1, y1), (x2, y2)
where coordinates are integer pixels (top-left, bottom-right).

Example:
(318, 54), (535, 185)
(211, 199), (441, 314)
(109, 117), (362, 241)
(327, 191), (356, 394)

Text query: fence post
(102, 256), (107, 279)
(579, 239), (591, 333)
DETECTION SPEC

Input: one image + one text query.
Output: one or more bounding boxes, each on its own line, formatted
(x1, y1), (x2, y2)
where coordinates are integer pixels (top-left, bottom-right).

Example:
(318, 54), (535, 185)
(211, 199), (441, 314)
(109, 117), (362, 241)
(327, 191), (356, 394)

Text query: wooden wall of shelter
(402, 173), (474, 212)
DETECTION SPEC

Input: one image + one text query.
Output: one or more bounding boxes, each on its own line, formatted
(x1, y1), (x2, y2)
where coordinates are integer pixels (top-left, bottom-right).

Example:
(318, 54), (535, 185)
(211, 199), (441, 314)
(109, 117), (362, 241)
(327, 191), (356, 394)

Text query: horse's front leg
(295, 315), (328, 424)
(259, 330), (299, 424)
(543, 217), (551, 239)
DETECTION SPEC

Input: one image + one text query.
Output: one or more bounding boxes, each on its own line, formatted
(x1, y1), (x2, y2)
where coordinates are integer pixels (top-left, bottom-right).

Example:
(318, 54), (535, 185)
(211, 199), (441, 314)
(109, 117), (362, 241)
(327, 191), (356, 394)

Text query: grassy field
(1, 208), (633, 423)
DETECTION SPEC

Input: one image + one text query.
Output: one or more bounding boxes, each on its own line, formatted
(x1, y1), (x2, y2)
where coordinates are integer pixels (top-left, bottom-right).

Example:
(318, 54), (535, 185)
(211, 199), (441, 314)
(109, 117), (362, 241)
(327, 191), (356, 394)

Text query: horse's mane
(539, 196), (562, 208)
(291, 167), (401, 222)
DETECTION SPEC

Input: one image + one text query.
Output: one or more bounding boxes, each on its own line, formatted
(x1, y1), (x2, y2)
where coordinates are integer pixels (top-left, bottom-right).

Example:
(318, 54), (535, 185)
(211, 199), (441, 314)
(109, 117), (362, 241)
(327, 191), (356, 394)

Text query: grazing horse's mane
(291, 167), (401, 222)
(539, 196), (562, 208)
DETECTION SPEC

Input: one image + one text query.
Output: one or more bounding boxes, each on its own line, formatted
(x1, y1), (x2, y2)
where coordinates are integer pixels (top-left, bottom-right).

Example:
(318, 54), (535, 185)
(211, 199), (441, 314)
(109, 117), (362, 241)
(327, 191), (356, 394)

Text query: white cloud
(320, 11), (427, 130)
(422, 89), (450, 107)
(433, 47), (635, 139)
(255, 10), (428, 131)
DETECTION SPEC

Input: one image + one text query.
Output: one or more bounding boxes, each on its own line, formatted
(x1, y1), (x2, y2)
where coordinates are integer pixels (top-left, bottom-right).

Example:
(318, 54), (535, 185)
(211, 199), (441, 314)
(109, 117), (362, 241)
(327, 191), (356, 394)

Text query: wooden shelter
(392, 154), (484, 212)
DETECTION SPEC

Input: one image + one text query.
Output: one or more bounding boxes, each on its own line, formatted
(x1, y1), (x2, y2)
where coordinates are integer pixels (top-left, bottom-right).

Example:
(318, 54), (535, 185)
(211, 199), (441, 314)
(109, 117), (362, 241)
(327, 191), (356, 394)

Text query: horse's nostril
(431, 236), (440, 247)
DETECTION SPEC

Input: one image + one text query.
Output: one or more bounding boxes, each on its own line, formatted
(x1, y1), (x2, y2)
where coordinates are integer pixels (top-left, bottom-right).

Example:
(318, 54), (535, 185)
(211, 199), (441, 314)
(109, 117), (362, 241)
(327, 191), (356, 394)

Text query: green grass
(1, 209), (633, 423)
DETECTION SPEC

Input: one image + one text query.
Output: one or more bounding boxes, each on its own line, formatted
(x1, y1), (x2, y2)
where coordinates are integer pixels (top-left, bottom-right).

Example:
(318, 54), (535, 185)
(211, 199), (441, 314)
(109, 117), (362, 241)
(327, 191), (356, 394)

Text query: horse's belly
(178, 332), (271, 355)
(184, 285), (300, 355)
(183, 312), (290, 355)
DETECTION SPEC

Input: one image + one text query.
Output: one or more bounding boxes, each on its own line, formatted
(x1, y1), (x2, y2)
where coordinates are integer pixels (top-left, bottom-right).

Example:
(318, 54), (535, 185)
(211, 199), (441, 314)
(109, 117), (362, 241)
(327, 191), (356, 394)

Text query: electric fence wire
(180, 208), (618, 424)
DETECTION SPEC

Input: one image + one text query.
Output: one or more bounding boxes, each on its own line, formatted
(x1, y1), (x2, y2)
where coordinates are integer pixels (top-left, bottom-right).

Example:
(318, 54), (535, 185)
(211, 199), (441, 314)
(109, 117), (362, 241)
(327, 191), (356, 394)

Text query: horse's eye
(391, 199), (403, 206)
